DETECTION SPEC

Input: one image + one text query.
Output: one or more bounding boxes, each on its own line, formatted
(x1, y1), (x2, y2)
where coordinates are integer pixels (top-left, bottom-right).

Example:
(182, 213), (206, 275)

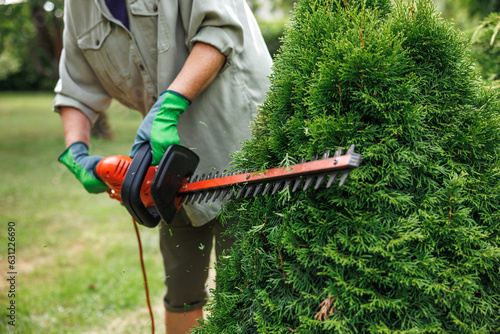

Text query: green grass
(0, 92), (173, 333)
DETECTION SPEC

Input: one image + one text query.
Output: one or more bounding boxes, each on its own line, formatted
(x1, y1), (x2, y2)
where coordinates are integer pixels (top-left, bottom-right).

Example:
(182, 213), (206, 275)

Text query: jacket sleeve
(178, 0), (245, 67)
(53, 4), (112, 124)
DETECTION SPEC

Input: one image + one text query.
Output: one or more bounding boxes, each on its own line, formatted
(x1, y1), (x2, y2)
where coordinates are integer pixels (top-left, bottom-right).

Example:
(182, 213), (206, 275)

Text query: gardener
(53, 1), (272, 333)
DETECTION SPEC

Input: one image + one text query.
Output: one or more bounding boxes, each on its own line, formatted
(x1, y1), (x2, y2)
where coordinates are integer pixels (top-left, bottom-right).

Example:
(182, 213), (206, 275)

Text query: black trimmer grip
(151, 145), (199, 225)
(121, 143), (161, 228)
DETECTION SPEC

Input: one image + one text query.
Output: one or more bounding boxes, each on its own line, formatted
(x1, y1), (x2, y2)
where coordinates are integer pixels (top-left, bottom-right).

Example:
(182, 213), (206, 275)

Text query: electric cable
(132, 217), (155, 334)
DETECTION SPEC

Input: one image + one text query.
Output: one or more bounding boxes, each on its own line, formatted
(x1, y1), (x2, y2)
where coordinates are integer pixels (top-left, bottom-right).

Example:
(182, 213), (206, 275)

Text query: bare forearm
(168, 42), (226, 101)
(60, 107), (92, 148)
(59, 43), (224, 148)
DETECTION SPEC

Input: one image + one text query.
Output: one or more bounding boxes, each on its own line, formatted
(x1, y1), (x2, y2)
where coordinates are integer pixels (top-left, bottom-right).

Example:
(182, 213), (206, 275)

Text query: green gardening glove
(130, 90), (190, 166)
(59, 142), (108, 194)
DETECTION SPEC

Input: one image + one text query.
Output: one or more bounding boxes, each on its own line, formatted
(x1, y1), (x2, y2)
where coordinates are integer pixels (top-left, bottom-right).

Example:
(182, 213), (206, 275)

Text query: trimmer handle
(96, 153), (156, 207)
(151, 144), (199, 225)
(95, 143), (199, 228)
(121, 143), (161, 227)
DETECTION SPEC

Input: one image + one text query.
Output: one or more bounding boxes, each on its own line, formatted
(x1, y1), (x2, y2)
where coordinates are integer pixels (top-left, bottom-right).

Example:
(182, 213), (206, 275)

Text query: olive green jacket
(54, 0), (272, 225)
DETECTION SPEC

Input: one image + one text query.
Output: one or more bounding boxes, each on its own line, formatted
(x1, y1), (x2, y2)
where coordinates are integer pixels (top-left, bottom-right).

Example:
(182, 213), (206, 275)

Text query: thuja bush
(195, 0), (500, 332)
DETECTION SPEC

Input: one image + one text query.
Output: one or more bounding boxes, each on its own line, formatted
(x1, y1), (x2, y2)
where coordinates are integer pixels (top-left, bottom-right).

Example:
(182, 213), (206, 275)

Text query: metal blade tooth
(213, 171), (220, 179)
(272, 180), (284, 195)
(311, 153), (319, 161)
(347, 144), (355, 155)
(179, 195), (186, 204)
(205, 190), (215, 203)
(338, 170), (351, 187)
(188, 193), (195, 204)
(198, 191), (208, 203)
(292, 178), (303, 192)
(190, 175), (199, 182)
(262, 183), (272, 196)
(326, 172), (339, 188)
(303, 176), (315, 191)
(211, 189), (222, 202)
(199, 174), (206, 181)
(226, 188), (235, 200)
(191, 192), (201, 204)
(244, 185), (255, 198)
(235, 187), (245, 199)
(187, 193), (197, 203)
(253, 184), (264, 197)
(207, 172), (213, 180)
(220, 188), (230, 200)
(322, 149), (331, 160)
(179, 196), (188, 205)
(181, 194), (191, 204)
(283, 179), (292, 191)
(334, 147), (343, 157)
(300, 157), (306, 163)
(314, 173), (327, 190)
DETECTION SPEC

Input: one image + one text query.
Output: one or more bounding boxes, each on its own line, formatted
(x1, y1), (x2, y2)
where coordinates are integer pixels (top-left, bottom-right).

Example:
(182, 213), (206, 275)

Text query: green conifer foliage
(195, 0), (500, 332)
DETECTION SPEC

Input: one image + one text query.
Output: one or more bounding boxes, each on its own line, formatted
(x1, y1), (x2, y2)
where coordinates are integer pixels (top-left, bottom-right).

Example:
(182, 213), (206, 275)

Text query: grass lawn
(0, 91), (209, 333)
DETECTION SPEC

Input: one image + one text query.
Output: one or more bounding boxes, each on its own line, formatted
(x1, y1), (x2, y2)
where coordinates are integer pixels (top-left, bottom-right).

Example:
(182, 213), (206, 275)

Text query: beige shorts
(158, 211), (234, 313)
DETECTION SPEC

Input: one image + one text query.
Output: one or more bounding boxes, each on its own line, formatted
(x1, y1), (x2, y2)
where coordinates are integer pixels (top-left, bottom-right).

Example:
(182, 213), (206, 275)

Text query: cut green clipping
(59, 142), (108, 194)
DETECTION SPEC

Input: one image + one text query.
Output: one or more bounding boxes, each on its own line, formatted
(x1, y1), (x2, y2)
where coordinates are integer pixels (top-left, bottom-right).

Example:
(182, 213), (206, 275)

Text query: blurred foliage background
(1, 0), (500, 90)
(0, 1), (499, 332)
(0, 0), (63, 90)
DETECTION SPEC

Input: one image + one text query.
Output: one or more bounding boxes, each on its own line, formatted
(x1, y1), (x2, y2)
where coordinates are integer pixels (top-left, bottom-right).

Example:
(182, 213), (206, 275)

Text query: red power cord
(132, 217), (155, 334)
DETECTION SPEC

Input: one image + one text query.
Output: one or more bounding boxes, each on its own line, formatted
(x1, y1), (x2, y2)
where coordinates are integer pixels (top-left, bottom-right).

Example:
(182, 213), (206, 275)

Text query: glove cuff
(58, 142), (107, 194)
(58, 142), (89, 161)
(165, 90), (192, 105)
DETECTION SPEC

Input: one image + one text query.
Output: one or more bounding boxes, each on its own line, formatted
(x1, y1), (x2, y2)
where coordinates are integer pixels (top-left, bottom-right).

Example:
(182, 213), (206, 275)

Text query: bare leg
(165, 309), (203, 334)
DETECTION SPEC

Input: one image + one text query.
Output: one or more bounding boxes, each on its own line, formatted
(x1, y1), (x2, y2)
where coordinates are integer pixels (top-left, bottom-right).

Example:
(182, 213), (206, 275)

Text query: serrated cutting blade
(176, 145), (361, 205)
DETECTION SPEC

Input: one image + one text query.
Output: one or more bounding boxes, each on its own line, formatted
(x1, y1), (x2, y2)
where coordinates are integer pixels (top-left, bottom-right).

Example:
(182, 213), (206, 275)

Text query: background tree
(29, 0), (63, 80)
(248, 0), (296, 13)
(0, 0), (63, 90)
(3, 0), (500, 89)
(0, 0), (114, 138)
(433, 0), (500, 89)
(437, 0), (500, 29)
(469, 13), (500, 87)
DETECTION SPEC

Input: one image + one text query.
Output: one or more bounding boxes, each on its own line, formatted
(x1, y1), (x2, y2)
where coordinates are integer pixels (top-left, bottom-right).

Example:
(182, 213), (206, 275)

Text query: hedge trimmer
(96, 143), (362, 228)
(94, 142), (360, 334)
